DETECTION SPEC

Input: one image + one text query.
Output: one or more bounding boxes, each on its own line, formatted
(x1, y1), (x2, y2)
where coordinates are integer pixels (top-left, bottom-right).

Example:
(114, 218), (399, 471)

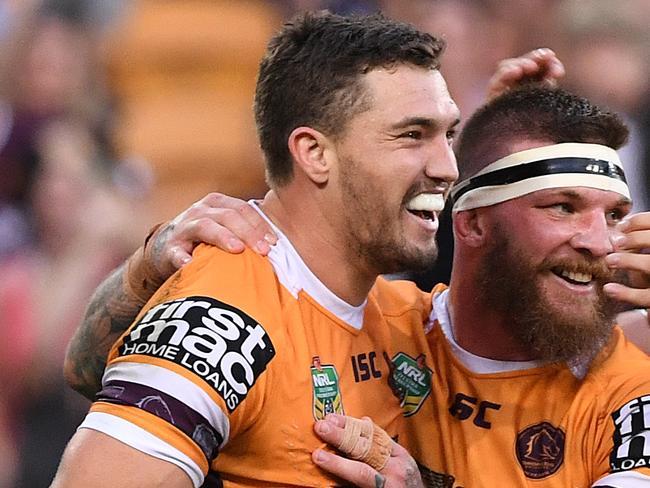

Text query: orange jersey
(78, 217), (430, 487)
(385, 283), (650, 488)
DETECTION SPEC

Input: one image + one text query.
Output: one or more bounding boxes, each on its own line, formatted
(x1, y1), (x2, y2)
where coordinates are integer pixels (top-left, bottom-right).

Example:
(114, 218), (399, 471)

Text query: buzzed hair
(455, 86), (629, 181)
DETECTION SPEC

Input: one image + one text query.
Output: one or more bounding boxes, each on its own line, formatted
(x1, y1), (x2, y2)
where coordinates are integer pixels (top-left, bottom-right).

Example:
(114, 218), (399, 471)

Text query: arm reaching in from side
(605, 211), (650, 354)
(64, 192), (276, 399)
(486, 47), (565, 100)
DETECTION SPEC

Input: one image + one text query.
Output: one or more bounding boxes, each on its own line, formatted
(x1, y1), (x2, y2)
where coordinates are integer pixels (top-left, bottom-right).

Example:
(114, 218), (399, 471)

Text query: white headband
(451, 143), (630, 212)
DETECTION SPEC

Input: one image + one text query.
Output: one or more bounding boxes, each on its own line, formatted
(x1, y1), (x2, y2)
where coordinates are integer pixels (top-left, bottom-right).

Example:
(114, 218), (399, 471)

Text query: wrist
(123, 222), (168, 305)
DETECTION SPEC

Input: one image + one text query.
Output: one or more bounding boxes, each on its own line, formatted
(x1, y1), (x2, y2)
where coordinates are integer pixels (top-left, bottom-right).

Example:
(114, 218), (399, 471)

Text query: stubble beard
(338, 162), (438, 276)
(475, 231), (622, 363)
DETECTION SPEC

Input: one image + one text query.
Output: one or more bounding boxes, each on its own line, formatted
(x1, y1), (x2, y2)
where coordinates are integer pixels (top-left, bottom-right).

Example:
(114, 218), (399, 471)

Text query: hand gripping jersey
(78, 211), (431, 487)
(389, 284), (650, 488)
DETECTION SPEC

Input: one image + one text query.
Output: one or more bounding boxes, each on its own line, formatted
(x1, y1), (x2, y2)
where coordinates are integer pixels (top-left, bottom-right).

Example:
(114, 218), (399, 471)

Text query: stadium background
(0, 0), (647, 486)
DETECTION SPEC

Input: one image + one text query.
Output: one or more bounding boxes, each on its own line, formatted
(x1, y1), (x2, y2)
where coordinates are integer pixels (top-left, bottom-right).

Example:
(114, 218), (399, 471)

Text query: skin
(312, 414), (422, 488)
(52, 63), (459, 487)
(311, 144), (650, 485)
(63, 50), (565, 402)
(316, 67), (459, 281)
(465, 186), (629, 360)
(256, 66), (459, 306)
(58, 50), (586, 487)
(450, 138), (633, 361)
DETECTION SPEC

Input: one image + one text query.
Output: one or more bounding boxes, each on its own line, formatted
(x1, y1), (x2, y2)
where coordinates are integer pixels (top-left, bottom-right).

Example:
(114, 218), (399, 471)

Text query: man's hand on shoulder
(151, 192), (278, 278)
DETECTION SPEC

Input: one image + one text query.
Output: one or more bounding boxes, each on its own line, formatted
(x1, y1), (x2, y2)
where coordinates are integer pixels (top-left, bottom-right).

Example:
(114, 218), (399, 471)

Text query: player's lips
(405, 193), (445, 222)
(549, 266), (597, 294)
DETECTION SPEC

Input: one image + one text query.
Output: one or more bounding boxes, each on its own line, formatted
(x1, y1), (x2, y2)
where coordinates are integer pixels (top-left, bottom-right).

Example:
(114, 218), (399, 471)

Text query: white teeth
(406, 193), (445, 212)
(560, 270), (592, 283)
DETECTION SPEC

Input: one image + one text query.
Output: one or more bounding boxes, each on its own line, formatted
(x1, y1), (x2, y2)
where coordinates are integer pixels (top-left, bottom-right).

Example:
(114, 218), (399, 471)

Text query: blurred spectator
(0, 1), (109, 259)
(0, 117), (141, 487)
(272, 0), (380, 16)
(558, 0), (650, 211)
(0, 1), (647, 484)
(383, 0), (519, 126)
(99, 0), (282, 225)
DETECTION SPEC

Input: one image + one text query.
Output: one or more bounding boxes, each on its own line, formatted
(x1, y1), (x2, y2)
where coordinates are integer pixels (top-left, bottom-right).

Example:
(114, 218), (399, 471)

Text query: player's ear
(453, 208), (488, 247)
(288, 127), (334, 185)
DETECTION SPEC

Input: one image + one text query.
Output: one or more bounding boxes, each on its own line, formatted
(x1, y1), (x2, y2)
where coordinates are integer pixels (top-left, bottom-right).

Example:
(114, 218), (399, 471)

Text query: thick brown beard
(475, 228), (623, 363)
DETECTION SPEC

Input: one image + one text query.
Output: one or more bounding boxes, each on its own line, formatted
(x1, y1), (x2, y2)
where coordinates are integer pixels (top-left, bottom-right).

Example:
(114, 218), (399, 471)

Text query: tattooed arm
(65, 263), (140, 399)
(63, 193), (276, 399)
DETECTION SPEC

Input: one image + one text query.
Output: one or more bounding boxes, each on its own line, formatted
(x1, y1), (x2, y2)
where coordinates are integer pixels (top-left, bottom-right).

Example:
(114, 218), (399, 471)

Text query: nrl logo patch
(311, 356), (344, 420)
(386, 352), (432, 416)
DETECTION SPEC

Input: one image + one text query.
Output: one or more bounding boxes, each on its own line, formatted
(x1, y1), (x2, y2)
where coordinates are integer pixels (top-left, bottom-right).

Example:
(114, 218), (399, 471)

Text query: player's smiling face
(497, 187), (629, 304)
(332, 65), (460, 275)
(477, 184), (632, 361)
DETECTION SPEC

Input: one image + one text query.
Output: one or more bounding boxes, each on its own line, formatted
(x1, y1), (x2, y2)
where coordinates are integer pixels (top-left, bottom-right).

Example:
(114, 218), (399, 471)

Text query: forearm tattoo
(65, 263), (148, 400)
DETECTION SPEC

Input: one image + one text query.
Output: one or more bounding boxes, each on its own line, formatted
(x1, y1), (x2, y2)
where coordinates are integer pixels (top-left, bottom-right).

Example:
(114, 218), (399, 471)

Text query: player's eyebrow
(390, 116), (460, 131)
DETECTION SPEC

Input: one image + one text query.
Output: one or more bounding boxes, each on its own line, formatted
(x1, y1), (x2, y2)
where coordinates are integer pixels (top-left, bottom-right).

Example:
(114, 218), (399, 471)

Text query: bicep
(51, 428), (193, 488)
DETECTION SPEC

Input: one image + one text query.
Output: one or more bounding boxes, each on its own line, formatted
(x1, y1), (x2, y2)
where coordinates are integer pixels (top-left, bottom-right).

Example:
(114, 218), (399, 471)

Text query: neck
(260, 190), (376, 306)
(448, 271), (537, 361)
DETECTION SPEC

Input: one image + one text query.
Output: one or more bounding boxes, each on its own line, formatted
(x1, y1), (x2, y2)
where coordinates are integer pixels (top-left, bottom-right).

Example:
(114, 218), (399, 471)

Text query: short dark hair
(455, 86), (629, 181)
(254, 10), (445, 187)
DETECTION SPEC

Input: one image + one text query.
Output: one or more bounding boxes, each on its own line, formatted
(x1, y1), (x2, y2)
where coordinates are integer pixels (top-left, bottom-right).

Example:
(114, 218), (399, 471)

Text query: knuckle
(195, 216), (217, 229)
(204, 192), (226, 206)
(220, 207), (241, 222)
(184, 206), (202, 220)
(236, 202), (252, 216)
(358, 465), (376, 484)
(182, 218), (201, 234)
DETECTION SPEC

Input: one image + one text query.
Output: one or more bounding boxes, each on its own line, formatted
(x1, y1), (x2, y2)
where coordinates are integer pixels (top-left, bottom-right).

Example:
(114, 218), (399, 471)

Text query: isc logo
(121, 296), (275, 412)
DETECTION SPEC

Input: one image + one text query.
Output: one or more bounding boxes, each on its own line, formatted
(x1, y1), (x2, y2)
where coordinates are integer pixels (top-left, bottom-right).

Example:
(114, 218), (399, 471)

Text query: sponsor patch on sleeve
(119, 296), (275, 413)
(610, 395), (650, 473)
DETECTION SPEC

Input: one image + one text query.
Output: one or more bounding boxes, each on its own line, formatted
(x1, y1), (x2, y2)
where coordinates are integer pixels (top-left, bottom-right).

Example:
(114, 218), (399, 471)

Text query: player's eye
(400, 130), (422, 140)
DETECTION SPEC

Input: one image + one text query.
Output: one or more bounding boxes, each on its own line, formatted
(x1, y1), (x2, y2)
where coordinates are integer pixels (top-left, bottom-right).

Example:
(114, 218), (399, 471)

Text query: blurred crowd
(0, 0), (648, 486)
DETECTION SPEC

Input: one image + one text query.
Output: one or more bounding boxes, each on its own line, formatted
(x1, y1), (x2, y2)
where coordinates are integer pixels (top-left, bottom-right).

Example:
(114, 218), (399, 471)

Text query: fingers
(314, 414), (366, 457)
(166, 245), (193, 270)
(168, 192), (276, 259)
(606, 252), (650, 276)
(312, 449), (386, 488)
(312, 415), (422, 487)
(186, 208), (276, 255)
(605, 212), (650, 307)
(201, 193), (277, 246)
(614, 213), (650, 251)
(486, 48), (565, 100)
(605, 252), (650, 308)
(315, 414), (392, 471)
(604, 282), (650, 309)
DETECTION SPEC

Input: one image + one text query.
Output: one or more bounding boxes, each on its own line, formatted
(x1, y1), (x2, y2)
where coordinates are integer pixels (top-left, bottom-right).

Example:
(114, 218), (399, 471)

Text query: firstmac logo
(120, 296), (275, 412)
